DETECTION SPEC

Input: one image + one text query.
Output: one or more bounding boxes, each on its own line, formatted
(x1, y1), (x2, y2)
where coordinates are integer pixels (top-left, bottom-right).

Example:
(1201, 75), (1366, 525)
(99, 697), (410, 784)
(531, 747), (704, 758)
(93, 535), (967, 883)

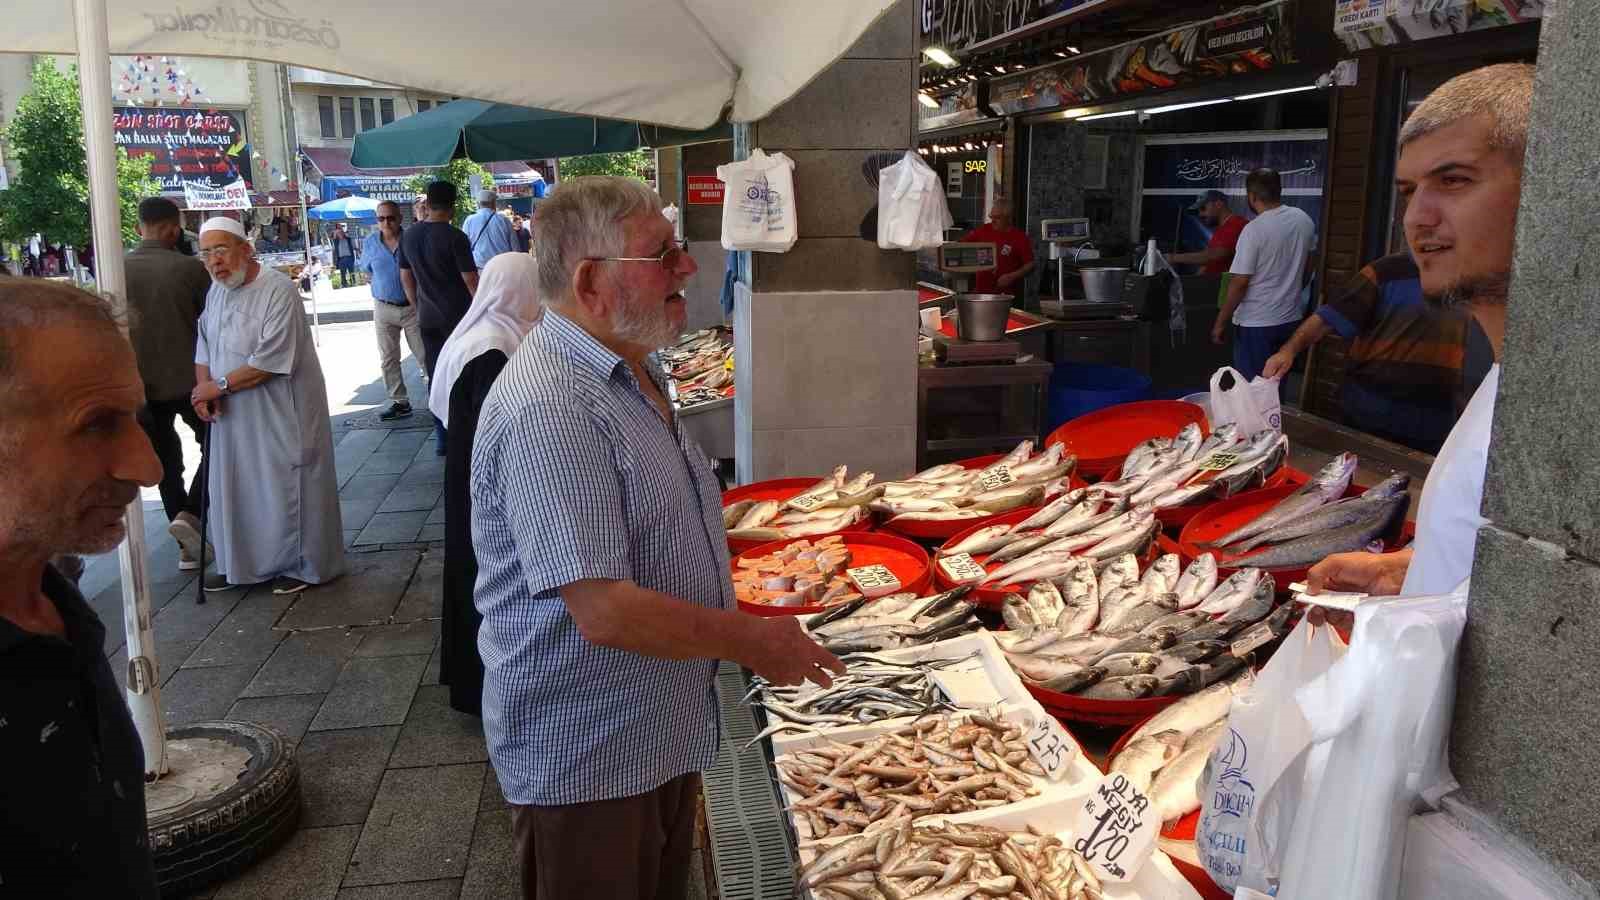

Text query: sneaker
(379, 402), (413, 421)
(203, 573), (234, 592)
(168, 512), (204, 561)
(178, 546), (200, 571)
(271, 576), (311, 595)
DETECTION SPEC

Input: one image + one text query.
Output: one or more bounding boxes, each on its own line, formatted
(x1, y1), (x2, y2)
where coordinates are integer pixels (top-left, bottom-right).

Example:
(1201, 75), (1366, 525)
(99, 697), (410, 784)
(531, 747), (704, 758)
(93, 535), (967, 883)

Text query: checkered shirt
(470, 309), (733, 806)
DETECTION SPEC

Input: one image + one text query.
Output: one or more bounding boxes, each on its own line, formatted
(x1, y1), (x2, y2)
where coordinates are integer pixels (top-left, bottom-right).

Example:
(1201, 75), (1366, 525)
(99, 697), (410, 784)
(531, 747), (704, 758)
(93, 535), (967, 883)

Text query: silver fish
(1081, 515), (1159, 561)
(1000, 594), (1042, 632)
(1098, 552), (1142, 594)
(1004, 650), (1097, 683)
(939, 523), (1015, 558)
(1010, 442), (1064, 476)
(1233, 474), (1411, 552)
(909, 463), (967, 483)
(1121, 437), (1173, 477)
(979, 552), (1082, 587)
(1140, 554), (1181, 595)
(1173, 422), (1204, 461)
(1216, 573), (1277, 624)
(722, 499), (755, 530)
(1172, 554), (1219, 609)
(1076, 674), (1161, 700)
(735, 499), (782, 530)
(1111, 728), (1186, 793)
(999, 439), (1035, 467)
(1095, 652), (1164, 677)
(985, 532), (1057, 564)
(1054, 559), (1100, 636)
(1212, 452), (1360, 549)
(1125, 671), (1253, 749)
(967, 484), (1046, 513)
(1151, 730), (1216, 821)
(1042, 494), (1124, 537)
(1038, 666), (1106, 693)
(1012, 488), (1088, 532)
(839, 470), (876, 495)
(1232, 493), (1407, 569)
(1195, 568), (1266, 616)
(1027, 580), (1066, 623)
(1099, 596), (1180, 636)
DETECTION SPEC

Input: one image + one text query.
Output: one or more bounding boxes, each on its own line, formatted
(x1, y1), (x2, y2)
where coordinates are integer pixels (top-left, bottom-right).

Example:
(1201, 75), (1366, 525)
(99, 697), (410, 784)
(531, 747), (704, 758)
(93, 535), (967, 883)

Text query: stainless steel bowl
(1080, 267), (1130, 303)
(955, 293), (1013, 342)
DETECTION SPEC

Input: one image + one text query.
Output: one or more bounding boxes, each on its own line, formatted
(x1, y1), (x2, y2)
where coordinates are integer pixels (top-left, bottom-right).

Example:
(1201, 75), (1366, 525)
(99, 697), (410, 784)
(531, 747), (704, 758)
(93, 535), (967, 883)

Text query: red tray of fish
(1089, 463), (1308, 531)
(1045, 401), (1210, 481)
(732, 532), (931, 618)
(1177, 482), (1410, 591)
(879, 454), (1088, 543)
(1105, 718), (1206, 845)
(931, 516), (1176, 609)
(721, 477), (875, 555)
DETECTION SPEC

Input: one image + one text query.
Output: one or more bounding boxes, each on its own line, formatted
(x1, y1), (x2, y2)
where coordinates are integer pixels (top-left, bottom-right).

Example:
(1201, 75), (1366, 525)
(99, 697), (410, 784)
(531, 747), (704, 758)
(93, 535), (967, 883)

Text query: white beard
(610, 287), (683, 350)
(213, 268), (247, 290)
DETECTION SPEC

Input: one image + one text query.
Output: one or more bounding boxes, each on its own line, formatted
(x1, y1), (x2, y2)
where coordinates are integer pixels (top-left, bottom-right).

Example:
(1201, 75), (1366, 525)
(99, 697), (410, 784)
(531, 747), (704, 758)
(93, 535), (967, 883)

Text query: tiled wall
(1024, 120), (1140, 302)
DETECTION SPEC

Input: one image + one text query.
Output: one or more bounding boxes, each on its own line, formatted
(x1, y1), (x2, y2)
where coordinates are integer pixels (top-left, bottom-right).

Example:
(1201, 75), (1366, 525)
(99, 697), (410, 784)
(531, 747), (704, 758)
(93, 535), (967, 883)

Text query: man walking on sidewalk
(401, 181), (479, 455)
(463, 189), (519, 269)
(331, 223), (357, 288)
(362, 200), (423, 421)
(126, 197), (213, 571)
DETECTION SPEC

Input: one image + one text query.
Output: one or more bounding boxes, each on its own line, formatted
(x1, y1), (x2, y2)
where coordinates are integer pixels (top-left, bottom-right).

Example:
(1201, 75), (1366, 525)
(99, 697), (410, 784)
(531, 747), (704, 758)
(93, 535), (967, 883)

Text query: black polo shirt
(0, 566), (159, 897)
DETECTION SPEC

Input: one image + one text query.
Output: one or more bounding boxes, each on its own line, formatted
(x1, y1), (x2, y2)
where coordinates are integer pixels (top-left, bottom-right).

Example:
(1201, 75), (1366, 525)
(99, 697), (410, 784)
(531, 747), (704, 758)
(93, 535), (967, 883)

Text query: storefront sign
(987, 2), (1293, 118)
(1337, 0), (1544, 51)
(181, 177), (251, 210)
(1071, 772), (1160, 881)
(113, 106), (252, 194)
(920, 0), (1109, 55)
(686, 174), (724, 205)
(1333, 0), (1387, 33)
(319, 175), (416, 204)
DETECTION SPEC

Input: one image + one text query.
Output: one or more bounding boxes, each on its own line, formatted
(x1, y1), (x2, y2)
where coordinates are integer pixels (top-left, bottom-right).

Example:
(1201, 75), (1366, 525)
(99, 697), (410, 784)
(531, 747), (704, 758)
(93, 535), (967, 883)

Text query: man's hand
(1306, 549), (1411, 596)
(745, 617), (846, 688)
(1262, 348), (1295, 380)
(193, 398), (220, 422)
(996, 271), (1017, 289)
(1211, 319), (1228, 345)
(191, 379), (223, 405)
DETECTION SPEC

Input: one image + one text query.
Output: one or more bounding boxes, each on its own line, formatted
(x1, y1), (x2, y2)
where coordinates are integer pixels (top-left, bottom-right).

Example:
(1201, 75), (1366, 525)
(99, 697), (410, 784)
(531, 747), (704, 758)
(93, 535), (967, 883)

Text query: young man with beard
(0, 281), (163, 896)
(1308, 63), (1533, 597)
(469, 177), (844, 900)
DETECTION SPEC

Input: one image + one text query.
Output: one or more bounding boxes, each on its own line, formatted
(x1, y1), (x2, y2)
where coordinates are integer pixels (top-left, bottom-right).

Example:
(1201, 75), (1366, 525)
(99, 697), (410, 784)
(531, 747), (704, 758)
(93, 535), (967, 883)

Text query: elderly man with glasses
(470, 176), (843, 900)
(190, 216), (345, 596)
(362, 200), (425, 420)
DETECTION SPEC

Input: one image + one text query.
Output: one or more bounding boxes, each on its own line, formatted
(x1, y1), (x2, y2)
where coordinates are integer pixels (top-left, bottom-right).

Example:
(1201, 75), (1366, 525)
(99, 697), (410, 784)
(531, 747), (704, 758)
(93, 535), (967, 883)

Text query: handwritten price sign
(938, 552), (987, 584)
(1196, 451), (1241, 472)
(1025, 714), (1079, 782)
(977, 465), (1016, 492)
(785, 491), (829, 513)
(1070, 772), (1159, 882)
(846, 564), (902, 598)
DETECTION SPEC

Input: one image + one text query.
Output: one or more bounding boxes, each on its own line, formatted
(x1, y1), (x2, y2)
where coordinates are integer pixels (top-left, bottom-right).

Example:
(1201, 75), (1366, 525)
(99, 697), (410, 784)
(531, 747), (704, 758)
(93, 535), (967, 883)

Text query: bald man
(961, 198), (1036, 302)
(191, 217), (344, 595)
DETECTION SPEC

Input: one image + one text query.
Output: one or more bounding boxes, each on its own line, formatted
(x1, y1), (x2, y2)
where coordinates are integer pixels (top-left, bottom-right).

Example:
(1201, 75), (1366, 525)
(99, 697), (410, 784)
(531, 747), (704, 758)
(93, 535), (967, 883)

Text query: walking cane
(195, 422), (210, 606)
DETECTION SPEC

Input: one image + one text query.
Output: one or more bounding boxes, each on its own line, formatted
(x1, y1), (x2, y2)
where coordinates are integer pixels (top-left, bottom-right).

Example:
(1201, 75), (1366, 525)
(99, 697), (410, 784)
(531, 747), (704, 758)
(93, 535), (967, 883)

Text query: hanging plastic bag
(1208, 366), (1283, 433)
(1195, 616), (1346, 895)
(717, 149), (798, 253)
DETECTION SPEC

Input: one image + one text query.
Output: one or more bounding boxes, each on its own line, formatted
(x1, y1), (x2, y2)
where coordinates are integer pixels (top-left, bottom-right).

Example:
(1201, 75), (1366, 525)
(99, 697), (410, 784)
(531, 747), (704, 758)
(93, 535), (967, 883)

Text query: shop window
(317, 96), (335, 138)
(380, 98), (395, 125)
(359, 97), (376, 132)
(339, 97), (356, 138)
(417, 98), (432, 113)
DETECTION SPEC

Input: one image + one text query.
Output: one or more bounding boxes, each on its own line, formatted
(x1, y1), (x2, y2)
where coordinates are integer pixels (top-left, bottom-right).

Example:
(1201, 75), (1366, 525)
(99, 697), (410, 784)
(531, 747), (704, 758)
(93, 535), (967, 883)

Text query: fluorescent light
(1076, 109), (1138, 121)
(1145, 97), (1234, 115)
(1233, 84), (1319, 101)
(923, 47), (957, 67)
(1066, 46), (1080, 54)
(918, 92), (940, 109)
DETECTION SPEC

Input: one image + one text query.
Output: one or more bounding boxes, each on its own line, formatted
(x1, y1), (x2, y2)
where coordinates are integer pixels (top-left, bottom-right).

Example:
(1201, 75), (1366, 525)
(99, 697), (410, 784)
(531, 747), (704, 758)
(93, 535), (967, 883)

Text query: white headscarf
(429, 253), (543, 428)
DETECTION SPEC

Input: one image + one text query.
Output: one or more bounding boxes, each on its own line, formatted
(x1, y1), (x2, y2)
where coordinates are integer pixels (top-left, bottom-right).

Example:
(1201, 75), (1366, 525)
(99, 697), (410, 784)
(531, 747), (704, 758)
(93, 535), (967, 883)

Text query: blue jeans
(1232, 320), (1301, 382)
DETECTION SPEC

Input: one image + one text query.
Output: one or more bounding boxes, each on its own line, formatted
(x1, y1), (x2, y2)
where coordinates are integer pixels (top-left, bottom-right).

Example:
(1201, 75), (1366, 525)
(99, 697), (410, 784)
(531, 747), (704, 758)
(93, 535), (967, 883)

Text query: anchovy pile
(1110, 673), (1254, 823)
(870, 441), (1078, 528)
(798, 819), (1110, 900)
(1208, 457), (1412, 568)
(743, 650), (971, 747)
(661, 328), (732, 408)
(805, 588), (984, 654)
(775, 712), (1046, 841)
(997, 553), (1297, 700)
(1094, 423), (1288, 510)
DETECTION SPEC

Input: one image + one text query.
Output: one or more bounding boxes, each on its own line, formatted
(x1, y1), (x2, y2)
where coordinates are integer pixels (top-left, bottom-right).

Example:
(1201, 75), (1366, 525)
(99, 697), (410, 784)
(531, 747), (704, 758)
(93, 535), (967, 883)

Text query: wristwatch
(216, 375), (231, 395)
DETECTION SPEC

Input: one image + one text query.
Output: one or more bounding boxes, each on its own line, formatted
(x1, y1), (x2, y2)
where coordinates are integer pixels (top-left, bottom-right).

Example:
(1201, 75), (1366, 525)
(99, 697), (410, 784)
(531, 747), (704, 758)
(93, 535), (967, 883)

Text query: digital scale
(1040, 217), (1097, 304)
(935, 241), (997, 294)
(932, 241), (1019, 364)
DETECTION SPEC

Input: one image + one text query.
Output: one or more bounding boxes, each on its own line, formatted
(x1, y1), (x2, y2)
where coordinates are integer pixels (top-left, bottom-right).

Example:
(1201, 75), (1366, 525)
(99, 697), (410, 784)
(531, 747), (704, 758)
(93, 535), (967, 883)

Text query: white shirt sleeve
(1229, 220), (1260, 277)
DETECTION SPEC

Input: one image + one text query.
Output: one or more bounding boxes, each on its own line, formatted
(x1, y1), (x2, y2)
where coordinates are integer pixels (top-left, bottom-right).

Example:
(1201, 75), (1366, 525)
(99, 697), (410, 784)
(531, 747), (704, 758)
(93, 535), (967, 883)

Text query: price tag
(1025, 714), (1079, 782)
(977, 464), (1016, 491)
(847, 564), (902, 598)
(929, 668), (1003, 708)
(1197, 452), (1240, 472)
(938, 552), (987, 584)
(1230, 620), (1278, 658)
(1069, 771), (1160, 882)
(785, 491), (829, 513)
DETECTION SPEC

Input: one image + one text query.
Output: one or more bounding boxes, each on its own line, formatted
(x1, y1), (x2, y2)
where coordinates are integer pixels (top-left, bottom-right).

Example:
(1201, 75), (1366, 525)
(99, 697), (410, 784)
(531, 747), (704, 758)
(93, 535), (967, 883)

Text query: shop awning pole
(71, 0), (168, 780)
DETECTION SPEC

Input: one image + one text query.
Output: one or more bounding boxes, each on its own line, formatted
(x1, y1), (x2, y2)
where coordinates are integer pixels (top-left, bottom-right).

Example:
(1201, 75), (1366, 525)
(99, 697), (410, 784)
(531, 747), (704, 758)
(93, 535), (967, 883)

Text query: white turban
(199, 216), (246, 239)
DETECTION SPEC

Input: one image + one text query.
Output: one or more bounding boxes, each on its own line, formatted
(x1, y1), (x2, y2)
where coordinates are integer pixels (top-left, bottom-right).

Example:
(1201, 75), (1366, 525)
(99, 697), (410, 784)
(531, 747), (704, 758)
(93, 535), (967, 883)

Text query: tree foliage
(404, 158), (493, 225)
(0, 58), (159, 248)
(557, 150), (652, 182)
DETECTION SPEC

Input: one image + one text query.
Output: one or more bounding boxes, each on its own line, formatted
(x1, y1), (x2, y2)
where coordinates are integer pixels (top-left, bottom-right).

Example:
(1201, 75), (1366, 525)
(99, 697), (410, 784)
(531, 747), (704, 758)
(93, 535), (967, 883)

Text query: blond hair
(1398, 62), (1535, 160)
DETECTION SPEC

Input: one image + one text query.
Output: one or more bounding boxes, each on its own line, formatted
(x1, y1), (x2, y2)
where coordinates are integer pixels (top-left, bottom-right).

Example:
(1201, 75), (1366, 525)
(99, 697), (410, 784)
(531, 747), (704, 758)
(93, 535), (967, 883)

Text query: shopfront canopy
(350, 100), (731, 169)
(14, 0), (897, 129)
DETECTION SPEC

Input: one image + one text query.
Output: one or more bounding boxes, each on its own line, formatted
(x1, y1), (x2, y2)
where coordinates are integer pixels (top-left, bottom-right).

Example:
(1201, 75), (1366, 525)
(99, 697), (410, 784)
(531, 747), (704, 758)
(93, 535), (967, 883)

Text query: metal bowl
(955, 293), (1013, 342)
(1080, 267), (1130, 303)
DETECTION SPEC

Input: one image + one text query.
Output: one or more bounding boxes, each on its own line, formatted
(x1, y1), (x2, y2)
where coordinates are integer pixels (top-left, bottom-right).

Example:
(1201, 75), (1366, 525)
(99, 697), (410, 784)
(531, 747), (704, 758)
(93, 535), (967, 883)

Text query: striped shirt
(1316, 252), (1467, 407)
(470, 309), (733, 806)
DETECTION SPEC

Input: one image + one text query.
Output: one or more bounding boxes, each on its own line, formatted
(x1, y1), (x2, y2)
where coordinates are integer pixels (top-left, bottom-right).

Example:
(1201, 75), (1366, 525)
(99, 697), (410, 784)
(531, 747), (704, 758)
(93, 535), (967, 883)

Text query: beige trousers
(373, 299), (424, 404)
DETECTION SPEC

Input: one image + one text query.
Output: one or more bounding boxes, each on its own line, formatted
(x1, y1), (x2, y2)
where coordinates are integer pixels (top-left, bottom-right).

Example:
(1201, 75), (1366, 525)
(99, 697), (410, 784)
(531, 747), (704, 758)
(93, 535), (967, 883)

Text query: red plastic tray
(879, 454), (1088, 543)
(721, 477), (874, 556)
(732, 532), (931, 617)
(1045, 401), (1210, 481)
(1177, 481), (1408, 589)
(936, 313), (1038, 338)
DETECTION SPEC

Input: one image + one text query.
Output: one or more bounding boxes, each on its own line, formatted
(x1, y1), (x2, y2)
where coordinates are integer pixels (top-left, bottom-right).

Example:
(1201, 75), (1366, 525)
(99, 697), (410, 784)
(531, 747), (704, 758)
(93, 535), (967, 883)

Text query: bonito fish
(1211, 452), (1359, 549)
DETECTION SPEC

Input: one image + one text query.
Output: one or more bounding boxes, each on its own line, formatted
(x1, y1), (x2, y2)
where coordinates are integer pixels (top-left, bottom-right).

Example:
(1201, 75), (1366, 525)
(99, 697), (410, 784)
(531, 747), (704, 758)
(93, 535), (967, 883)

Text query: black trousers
(140, 394), (207, 522)
(421, 325), (451, 451)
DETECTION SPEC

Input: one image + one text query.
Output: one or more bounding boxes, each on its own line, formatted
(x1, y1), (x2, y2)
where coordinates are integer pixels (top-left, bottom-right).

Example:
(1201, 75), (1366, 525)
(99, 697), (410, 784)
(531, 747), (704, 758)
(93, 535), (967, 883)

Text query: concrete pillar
(733, 0), (920, 483)
(1446, 1), (1600, 891)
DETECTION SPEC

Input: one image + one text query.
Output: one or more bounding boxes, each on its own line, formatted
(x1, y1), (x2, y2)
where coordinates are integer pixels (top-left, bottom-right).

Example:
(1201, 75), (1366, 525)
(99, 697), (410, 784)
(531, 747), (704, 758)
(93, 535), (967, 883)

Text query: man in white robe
(188, 217), (344, 594)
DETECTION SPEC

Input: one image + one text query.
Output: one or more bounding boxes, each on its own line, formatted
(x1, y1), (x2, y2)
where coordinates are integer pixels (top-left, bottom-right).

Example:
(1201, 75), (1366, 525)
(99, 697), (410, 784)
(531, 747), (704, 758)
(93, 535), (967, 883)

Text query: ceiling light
(1066, 46), (1081, 54)
(923, 47), (957, 67)
(1145, 97), (1233, 115)
(1013, 64), (1026, 71)
(1233, 84), (1319, 101)
(1076, 109), (1138, 122)
(1055, 51), (1068, 58)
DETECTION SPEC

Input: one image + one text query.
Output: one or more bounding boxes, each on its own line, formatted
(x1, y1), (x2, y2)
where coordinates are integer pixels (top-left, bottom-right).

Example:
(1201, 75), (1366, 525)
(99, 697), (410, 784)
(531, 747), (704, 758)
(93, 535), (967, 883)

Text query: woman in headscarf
(429, 252), (542, 716)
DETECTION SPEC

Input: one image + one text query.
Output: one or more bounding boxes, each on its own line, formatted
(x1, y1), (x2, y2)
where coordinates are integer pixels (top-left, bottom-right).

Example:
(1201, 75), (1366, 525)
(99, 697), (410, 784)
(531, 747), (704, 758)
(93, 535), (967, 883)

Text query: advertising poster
(1139, 134), (1326, 255)
(113, 107), (253, 194)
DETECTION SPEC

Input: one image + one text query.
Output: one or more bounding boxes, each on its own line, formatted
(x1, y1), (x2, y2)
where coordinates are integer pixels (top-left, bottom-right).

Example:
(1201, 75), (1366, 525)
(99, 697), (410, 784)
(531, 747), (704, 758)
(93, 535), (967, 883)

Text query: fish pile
(797, 818), (1111, 900)
(1109, 672), (1255, 823)
(724, 466), (880, 544)
(803, 588), (984, 654)
(732, 535), (863, 608)
(662, 328), (733, 408)
(998, 555), (1298, 701)
(1093, 423), (1288, 510)
(744, 647), (973, 746)
(937, 490), (1158, 592)
(870, 441), (1078, 528)
(1207, 457), (1412, 569)
(774, 712), (1046, 841)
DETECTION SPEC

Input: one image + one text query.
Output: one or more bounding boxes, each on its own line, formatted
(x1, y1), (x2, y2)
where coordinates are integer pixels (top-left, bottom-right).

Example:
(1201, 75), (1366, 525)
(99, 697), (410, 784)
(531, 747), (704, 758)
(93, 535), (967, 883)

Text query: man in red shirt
(961, 198), (1036, 299)
(1170, 190), (1247, 274)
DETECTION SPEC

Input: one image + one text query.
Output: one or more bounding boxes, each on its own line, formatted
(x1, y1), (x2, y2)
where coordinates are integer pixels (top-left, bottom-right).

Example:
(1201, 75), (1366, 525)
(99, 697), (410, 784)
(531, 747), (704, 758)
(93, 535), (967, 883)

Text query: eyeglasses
(584, 239), (689, 271)
(377, 215), (400, 222)
(195, 247), (240, 260)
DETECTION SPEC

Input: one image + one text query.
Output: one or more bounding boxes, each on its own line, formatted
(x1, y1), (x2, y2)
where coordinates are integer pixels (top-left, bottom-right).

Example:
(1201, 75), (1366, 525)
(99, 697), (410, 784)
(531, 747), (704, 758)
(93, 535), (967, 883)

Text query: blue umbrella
(307, 195), (383, 222)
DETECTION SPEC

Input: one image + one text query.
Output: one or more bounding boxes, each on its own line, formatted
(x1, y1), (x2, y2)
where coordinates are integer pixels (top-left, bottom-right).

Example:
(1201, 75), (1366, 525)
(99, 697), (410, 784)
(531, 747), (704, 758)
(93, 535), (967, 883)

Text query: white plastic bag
(1208, 366), (1283, 434)
(877, 151), (951, 251)
(1196, 617), (1346, 895)
(717, 149), (797, 252)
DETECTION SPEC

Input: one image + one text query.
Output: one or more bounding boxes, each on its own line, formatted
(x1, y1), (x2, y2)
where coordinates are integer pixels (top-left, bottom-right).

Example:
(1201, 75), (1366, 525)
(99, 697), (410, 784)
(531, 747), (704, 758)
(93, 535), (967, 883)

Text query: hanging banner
(112, 106), (252, 194)
(987, 2), (1295, 117)
(920, 0), (1111, 55)
(1337, 0), (1544, 51)
(318, 175), (417, 204)
(182, 178), (252, 211)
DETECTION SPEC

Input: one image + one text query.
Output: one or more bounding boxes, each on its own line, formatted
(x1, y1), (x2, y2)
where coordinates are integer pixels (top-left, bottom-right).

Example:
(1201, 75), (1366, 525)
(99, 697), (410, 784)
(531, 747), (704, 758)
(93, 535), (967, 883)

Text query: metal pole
(279, 67), (320, 346)
(71, 0), (168, 780)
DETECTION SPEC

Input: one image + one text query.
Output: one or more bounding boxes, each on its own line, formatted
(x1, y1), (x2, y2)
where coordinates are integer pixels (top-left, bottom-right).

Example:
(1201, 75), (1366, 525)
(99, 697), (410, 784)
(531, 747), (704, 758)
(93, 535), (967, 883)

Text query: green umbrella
(350, 99), (730, 169)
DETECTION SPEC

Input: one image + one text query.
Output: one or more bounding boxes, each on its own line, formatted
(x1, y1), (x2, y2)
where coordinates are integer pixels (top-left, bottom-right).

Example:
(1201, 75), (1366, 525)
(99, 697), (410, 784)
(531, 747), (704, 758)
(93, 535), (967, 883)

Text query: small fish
(939, 523), (1015, 558)
(1195, 568), (1266, 616)
(1010, 442), (1064, 476)
(1216, 574), (1277, 624)
(909, 463), (967, 483)
(722, 499), (755, 530)
(1012, 488), (1088, 532)
(1054, 559), (1100, 636)
(886, 509), (987, 525)
(1172, 554), (1218, 609)
(1080, 515), (1159, 561)
(1026, 580), (1066, 623)
(979, 552), (1082, 588)
(1140, 554), (1181, 595)
(1042, 494), (1125, 537)
(985, 532), (1056, 564)
(735, 499), (781, 530)
(1098, 596), (1180, 636)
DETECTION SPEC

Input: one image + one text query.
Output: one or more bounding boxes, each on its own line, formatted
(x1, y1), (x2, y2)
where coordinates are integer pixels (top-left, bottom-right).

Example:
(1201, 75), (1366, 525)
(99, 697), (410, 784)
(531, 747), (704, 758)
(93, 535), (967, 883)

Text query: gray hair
(531, 176), (662, 304)
(0, 280), (120, 425)
(1398, 63), (1535, 161)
